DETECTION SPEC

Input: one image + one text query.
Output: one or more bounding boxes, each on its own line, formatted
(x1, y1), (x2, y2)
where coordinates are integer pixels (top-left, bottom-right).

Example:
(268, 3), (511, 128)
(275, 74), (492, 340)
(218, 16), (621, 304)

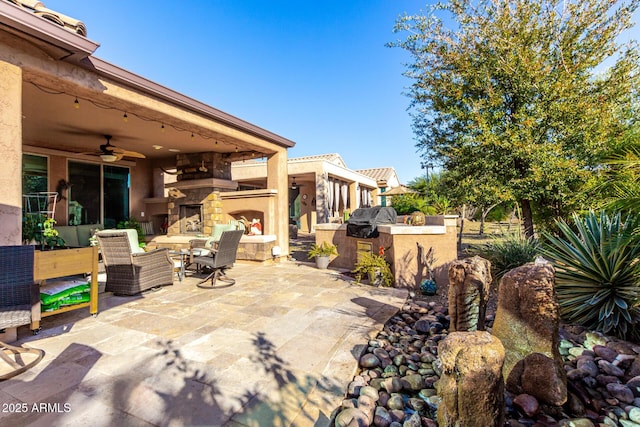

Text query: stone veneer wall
(167, 190), (223, 236)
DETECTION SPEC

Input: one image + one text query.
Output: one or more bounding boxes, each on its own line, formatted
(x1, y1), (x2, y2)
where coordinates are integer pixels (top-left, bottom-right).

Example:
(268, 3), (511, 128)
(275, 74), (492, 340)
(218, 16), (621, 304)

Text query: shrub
(352, 246), (394, 287)
(541, 210), (640, 341)
(307, 242), (338, 259)
(468, 232), (540, 281)
(117, 217), (145, 246)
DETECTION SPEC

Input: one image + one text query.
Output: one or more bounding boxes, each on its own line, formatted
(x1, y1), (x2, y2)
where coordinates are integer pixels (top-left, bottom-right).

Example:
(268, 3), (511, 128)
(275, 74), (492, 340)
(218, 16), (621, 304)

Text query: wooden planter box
(31, 246), (99, 331)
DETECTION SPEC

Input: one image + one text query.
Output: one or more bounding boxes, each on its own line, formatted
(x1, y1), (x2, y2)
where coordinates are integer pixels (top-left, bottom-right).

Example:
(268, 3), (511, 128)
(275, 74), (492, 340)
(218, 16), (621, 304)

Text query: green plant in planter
(22, 213), (44, 244)
(307, 242), (339, 259)
(541, 210), (640, 341)
(308, 242), (339, 269)
(352, 246), (394, 287)
(39, 218), (65, 248)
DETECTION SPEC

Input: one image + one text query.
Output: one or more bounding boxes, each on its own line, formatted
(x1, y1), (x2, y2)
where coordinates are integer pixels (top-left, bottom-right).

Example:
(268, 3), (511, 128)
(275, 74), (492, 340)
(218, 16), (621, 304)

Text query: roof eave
(0, 1), (99, 61)
(85, 57), (296, 149)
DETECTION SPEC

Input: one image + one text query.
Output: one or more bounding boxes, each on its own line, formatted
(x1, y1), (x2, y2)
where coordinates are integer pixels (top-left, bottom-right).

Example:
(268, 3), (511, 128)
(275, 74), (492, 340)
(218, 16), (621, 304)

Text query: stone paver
(1, 260), (407, 426)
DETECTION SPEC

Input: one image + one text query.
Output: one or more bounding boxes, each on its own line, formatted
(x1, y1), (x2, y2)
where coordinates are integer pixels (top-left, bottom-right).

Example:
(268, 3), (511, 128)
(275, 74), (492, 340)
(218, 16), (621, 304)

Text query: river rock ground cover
(333, 285), (640, 427)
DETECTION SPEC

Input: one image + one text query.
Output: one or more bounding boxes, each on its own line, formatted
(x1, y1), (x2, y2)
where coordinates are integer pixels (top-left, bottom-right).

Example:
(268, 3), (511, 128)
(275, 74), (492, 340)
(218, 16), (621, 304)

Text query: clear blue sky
(44, 0), (430, 184)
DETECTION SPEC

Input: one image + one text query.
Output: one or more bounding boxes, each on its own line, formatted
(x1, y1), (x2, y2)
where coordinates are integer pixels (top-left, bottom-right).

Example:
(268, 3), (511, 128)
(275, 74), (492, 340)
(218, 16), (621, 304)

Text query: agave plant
(541, 210), (640, 340)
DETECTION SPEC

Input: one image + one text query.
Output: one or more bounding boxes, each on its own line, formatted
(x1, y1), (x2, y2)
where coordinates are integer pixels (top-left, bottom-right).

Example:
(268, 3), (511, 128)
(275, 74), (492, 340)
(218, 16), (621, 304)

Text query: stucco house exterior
(356, 167), (401, 207)
(0, 1), (294, 255)
(232, 154), (402, 233)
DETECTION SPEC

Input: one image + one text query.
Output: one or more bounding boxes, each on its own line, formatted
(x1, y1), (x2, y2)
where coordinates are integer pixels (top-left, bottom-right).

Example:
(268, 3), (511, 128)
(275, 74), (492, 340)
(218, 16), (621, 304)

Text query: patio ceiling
(21, 80), (277, 163)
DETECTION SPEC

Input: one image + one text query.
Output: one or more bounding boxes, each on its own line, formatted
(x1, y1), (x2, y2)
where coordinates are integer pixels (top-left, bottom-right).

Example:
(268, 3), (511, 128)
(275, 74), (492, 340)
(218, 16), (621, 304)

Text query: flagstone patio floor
(0, 259), (407, 427)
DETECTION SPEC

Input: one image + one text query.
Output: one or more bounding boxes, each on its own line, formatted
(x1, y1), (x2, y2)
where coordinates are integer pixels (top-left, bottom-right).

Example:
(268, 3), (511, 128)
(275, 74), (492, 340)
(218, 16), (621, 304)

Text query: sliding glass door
(68, 161), (130, 227)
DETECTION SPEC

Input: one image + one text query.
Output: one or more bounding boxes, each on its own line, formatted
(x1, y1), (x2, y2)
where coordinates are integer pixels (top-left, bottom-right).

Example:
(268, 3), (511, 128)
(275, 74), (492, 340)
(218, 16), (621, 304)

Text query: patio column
(266, 149), (289, 256)
(349, 182), (358, 212)
(0, 60), (23, 245)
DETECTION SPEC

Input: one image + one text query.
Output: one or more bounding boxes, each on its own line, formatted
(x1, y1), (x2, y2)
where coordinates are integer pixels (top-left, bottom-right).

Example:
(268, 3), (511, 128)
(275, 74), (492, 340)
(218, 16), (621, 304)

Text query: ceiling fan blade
(119, 149), (146, 159)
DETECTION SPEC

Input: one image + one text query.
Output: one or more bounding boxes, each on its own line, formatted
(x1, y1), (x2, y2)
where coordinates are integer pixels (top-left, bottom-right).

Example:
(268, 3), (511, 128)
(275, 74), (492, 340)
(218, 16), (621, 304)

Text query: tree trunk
(521, 199), (534, 238)
(479, 203), (500, 236)
(458, 204), (466, 250)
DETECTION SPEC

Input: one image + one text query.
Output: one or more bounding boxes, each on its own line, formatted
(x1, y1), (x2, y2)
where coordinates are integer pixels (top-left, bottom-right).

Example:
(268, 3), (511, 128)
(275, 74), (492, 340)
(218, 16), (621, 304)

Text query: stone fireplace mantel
(166, 178), (238, 191)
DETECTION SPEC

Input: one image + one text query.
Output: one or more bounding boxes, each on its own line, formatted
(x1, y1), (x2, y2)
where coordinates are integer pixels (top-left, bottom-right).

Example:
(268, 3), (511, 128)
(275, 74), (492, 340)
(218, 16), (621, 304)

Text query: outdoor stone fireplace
(165, 152), (238, 236)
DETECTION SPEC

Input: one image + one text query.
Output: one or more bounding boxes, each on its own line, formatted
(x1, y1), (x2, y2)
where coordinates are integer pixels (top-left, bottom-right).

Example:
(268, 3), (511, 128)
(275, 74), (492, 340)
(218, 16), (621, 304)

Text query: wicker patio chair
(0, 245), (44, 381)
(96, 231), (174, 295)
(193, 229), (243, 289)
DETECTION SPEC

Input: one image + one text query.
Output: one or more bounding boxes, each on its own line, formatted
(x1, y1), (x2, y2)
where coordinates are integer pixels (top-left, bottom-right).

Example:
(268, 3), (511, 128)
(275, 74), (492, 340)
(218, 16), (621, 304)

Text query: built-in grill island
(346, 206), (397, 238)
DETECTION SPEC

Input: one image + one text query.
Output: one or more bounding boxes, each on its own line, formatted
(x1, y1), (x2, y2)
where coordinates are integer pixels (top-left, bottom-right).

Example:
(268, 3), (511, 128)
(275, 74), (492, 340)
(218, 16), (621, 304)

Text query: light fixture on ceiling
(123, 112), (128, 122)
(74, 96), (79, 109)
(291, 177), (298, 190)
(199, 160), (208, 172)
(100, 153), (118, 162)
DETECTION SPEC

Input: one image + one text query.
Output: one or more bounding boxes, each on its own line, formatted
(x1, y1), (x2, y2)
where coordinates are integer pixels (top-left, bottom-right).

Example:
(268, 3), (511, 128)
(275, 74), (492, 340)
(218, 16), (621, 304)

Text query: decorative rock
(401, 374), (425, 392)
(558, 418), (595, 427)
(408, 397), (427, 414)
(402, 412), (421, 427)
(628, 357), (640, 379)
(436, 331), (505, 426)
(492, 261), (567, 406)
(360, 385), (380, 401)
(599, 359), (625, 377)
(629, 407), (640, 423)
(373, 348), (392, 368)
(576, 357), (599, 377)
(334, 407), (370, 427)
(360, 353), (381, 369)
(628, 377), (640, 397)
(373, 406), (392, 427)
(594, 345), (618, 362)
(584, 332), (608, 350)
(620, 420), (640, 427)
(389, 409), (405, 423)
(606, 383), (635, 404)
(447, 256), (492, 332)
(348, 376), (366, 396)
(386, 393), (405, 410)
(382, 377), (403, 394)
(414, 318), (431, 334)
(357, 395), (377, 424)
(513, 393), (539, 417)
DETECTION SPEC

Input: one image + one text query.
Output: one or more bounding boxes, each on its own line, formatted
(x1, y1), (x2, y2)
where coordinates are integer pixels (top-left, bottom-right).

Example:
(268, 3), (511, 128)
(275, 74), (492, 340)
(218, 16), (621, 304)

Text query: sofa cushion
(76, 224), (102, 247)
(56, 226), (80, 248)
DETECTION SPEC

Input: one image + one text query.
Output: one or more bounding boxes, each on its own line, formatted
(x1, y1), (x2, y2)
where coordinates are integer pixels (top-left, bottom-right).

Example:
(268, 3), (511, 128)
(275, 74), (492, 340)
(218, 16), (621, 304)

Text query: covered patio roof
(2, 0), (294, 162)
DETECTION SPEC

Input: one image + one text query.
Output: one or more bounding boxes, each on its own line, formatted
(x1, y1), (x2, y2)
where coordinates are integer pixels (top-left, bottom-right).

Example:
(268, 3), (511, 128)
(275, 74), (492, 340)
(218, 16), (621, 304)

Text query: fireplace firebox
(180, 204), (203, 234)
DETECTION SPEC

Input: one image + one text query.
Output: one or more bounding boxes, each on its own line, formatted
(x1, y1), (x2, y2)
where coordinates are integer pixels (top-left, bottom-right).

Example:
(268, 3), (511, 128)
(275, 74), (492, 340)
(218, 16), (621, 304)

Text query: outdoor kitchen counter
(315, 215), (458, 288)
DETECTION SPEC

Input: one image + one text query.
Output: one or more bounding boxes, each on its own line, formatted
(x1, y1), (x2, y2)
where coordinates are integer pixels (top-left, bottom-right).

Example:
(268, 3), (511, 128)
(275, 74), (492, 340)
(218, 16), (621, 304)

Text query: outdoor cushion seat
(0, 245), (44, 380)
(193, 230), (243, 289)
(96, 230), (173, 295)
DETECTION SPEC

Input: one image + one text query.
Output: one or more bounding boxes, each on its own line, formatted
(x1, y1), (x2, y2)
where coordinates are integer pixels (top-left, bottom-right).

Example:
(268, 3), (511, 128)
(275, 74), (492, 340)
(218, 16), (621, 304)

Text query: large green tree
(391, 0), (639, 237)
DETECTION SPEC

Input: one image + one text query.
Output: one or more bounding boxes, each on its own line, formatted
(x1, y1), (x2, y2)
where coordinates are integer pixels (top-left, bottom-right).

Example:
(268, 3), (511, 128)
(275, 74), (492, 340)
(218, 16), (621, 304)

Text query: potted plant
(307, 241), (338, 269)
(36, 218), (65, 249)
(352, 246), (394, 287)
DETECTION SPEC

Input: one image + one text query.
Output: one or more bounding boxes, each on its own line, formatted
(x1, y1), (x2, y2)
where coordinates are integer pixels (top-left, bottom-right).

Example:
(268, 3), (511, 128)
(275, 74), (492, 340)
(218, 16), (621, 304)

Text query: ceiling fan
(82, 135), (146, 162)
(290, 177), (305, 190)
